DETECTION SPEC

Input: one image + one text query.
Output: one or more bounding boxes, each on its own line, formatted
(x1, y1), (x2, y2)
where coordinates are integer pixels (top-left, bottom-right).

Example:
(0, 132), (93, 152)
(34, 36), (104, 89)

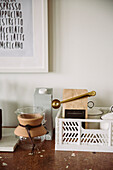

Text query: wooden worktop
(0, 138), (113, 170)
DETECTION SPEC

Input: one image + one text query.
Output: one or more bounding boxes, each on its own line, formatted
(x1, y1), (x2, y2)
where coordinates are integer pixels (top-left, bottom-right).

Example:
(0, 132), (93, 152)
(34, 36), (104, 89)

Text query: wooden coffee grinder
(62, 89), (88, 119)
(52, 89), (96, 128)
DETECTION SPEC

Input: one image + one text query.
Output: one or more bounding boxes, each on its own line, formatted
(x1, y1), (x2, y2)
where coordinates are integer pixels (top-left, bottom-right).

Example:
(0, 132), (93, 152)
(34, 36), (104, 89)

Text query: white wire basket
(55, 108), (113, 152)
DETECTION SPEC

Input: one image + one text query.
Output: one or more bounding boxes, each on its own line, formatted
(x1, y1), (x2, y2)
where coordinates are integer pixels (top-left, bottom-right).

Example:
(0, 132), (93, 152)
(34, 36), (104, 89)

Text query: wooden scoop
(52, 91), (96, 109)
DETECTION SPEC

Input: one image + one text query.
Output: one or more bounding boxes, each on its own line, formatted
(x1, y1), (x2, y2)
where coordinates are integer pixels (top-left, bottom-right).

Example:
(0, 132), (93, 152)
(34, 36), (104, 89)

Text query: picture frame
(0, 0), (48, 73)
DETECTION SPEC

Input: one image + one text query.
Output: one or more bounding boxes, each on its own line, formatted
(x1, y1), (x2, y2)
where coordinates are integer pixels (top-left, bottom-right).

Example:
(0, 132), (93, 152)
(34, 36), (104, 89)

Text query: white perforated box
(55, 108), (113, 152)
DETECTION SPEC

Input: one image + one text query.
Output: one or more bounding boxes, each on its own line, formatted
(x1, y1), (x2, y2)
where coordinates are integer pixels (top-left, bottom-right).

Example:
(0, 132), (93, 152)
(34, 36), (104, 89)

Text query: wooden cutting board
(62, 89), (88, 118)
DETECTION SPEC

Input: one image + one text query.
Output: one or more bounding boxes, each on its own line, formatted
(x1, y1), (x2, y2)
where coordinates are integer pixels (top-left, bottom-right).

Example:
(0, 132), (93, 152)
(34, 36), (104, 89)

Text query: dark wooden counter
(0, 138), (113, 170)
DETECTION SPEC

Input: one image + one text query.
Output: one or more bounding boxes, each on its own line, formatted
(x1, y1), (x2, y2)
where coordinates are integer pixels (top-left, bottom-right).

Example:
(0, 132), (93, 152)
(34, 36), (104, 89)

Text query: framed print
(0, 0), (48, 73)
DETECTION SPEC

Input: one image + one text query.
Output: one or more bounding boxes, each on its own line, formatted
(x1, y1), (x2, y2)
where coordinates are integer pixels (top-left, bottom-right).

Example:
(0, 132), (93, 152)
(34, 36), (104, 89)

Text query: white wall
(0, 0), (113, 126)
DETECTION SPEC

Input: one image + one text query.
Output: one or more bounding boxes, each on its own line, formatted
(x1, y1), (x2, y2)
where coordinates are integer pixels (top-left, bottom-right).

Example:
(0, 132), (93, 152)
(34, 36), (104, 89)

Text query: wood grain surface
(62, 89), (88, 118)
(0, 137), (113, 170)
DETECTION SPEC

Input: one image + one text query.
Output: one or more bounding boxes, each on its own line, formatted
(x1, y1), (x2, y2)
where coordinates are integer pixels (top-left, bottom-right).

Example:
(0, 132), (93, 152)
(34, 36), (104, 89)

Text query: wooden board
(62, 89), (88, 118)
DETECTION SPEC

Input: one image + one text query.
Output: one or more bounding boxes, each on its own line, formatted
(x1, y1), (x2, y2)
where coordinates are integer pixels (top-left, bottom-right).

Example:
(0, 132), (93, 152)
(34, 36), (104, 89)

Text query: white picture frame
(0, 0), (48, 73)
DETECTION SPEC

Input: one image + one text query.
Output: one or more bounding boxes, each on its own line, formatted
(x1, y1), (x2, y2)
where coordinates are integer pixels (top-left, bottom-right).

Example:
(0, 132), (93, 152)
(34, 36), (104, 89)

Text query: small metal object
(87, 101), (94, 109)
(52, 91), (96, 109)
(110, 105), (113, 112)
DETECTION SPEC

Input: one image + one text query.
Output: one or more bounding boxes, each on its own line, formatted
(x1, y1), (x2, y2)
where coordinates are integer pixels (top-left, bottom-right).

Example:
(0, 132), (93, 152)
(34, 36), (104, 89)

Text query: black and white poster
(0, 0), (33, 57)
